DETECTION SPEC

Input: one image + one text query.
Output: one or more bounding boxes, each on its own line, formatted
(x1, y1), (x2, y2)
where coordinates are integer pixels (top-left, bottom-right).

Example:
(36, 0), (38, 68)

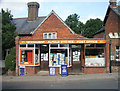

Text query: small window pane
(51, 44), (58, 47)
(53, 33), (56, 39)
(28, 44), (34, 47)
(20, 44), (26, 47)
(44, 33), (47, 39)
(48, 33), (52, 39)
(60, 44), (68, 47)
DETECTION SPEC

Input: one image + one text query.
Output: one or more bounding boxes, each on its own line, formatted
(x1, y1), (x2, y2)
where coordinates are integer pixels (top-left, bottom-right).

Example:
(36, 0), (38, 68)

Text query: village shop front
(18, 39), (106, 75)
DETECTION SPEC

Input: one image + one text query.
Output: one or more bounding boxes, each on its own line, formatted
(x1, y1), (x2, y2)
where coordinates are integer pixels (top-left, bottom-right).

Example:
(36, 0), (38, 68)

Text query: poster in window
(85, 58), (105, 67)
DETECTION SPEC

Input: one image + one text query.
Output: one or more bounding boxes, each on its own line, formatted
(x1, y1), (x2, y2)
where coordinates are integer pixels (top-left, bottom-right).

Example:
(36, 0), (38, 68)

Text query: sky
(0, 0), (120, 24)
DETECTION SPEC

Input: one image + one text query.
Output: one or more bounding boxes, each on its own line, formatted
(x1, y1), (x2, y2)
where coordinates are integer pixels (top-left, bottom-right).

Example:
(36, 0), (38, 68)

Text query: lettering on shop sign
(19, 40), (106, 44)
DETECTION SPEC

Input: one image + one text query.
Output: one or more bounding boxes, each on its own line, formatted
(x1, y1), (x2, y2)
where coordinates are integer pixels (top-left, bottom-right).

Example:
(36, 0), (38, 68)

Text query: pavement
(2, 72), (119, 82)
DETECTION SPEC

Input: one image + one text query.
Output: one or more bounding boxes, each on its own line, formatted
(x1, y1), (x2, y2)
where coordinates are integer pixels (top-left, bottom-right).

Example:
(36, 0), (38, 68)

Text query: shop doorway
(71, 45), (82, 73)
(40, 44), (49, 71)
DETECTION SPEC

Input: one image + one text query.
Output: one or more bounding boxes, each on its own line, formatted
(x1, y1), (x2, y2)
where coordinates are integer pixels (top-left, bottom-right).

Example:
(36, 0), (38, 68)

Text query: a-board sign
(50, 67), (55, 75)
(61, 65), (68, 77)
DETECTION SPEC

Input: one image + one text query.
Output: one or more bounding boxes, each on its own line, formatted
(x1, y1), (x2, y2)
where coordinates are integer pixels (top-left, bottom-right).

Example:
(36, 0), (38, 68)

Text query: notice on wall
(85, 58), (105, 67)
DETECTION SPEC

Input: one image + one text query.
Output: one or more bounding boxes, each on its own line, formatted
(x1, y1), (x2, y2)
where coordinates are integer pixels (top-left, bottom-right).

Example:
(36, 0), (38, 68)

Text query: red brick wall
(105, 9), (120, 72)
(105, 10), (119, 35)
(84, 67), (105, 74)
(93, 32), (104, 38)
(25, 66), (36, 75)
(20, 13), (84, 40)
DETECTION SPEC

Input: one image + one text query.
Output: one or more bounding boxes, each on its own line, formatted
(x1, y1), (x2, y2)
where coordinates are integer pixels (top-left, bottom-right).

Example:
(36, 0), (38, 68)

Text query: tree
(65, 13), (84, 34)
(82, 18), (103, 38)
(5, 47), (16, 71)
(2, 9), (16, 59)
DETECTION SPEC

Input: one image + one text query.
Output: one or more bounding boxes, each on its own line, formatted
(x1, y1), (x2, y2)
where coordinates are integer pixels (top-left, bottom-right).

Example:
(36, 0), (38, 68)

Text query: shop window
(20, 44), (26, 48)
(85, 49), (105, 67)
(35, 49), (39, 63)
(49, 49), (68, 66)
(43, 32), (57, 39)
(28, 44), (34, 47)
(21, 50), (33, 64)
(116, 46), (120, 61)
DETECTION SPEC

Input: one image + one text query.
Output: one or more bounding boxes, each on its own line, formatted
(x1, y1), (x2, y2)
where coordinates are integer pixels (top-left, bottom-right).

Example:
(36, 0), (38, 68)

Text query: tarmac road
(2, 73), (120, 90)
(2, 77), (119, 89)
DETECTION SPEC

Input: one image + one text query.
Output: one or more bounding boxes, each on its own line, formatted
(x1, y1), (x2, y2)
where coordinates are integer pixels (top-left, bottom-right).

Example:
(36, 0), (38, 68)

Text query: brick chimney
(27, 2), (40, 21)
(109, 0), (117, 7)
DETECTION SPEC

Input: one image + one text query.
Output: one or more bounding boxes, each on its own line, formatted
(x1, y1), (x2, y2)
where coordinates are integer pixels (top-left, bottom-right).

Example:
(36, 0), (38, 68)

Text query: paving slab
(2, 72), (119, 82)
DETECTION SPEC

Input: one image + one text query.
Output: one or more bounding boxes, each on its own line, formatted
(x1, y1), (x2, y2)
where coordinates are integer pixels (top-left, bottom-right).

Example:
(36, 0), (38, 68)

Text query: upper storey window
(43, 32), (57, 39)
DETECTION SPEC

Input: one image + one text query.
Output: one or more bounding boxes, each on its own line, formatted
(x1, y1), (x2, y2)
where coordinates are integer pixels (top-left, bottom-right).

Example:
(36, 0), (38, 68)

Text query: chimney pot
(109, 0), (117, 7)
(27, 2), (40, 21)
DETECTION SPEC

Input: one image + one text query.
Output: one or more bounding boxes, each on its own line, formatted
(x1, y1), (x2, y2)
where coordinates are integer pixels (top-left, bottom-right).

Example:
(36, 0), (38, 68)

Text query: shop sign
(50, 67), (55, 75)
(61, 65), (68, 77)
(19, 40), (106, 44)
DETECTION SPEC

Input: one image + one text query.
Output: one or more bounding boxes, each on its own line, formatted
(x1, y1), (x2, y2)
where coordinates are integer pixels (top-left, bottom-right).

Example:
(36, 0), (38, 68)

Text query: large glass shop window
(85, 49), (105, 67)
(49, 49), (67, 66)
(21, 50), (33, 64)
(49, 44), (70, 66)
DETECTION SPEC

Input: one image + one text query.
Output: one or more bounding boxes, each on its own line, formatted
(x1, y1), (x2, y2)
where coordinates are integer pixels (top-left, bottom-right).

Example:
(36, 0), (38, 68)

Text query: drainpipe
(109, 40), (111, 73)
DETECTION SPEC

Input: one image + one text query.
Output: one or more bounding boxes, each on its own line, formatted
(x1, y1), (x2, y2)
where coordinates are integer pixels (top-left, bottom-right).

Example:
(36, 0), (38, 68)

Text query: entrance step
(36, 71), (49, 76)
(69, 72), (84, 75)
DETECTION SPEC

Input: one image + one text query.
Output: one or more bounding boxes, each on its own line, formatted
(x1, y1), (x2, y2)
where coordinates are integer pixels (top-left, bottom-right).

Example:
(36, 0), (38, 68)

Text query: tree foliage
(65, 13), (84, 34)
(82, 18), (103, 38)
(65, 13), (103, 38)
(5, 47), (16, 71)
(2, 9), (17, 58)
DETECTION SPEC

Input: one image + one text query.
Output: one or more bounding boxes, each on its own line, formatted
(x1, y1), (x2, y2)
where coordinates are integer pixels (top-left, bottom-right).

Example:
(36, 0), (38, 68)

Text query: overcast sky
(0, 0), (120, 23)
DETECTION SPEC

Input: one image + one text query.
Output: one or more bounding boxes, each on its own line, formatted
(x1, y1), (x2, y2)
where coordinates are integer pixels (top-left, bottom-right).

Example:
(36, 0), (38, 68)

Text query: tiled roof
(110, 6), (120, 16)
(13, 16), (46, 35)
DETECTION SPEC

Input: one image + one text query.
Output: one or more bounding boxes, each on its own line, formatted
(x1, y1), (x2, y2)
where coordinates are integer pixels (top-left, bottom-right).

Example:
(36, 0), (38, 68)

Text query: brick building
(94, 0), (120, 72)
(14, 2), (109, 75)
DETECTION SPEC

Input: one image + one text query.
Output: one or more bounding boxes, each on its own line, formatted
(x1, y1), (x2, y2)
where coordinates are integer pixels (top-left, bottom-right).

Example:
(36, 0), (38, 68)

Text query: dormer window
(43, 32), (57, 39)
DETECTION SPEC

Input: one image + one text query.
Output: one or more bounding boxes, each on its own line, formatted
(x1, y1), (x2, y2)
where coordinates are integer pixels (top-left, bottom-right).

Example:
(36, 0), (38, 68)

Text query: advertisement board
(50, 67), (55, 75)
(61, 65), (68, 77)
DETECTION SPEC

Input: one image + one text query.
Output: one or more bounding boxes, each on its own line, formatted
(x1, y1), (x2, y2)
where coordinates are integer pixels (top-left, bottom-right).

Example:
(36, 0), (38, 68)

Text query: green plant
(5, 47), (16, 71)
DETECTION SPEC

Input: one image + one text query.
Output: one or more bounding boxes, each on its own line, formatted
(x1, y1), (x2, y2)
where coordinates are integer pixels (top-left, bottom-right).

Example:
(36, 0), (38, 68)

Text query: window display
(50, 53), (65, 66)
(21, 50), (33, 64)
(85, 49), (105, 67)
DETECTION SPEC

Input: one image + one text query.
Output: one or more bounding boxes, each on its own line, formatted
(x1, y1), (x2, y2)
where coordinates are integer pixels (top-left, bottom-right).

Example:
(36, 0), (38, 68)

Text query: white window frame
(43, 32), (57, 39)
